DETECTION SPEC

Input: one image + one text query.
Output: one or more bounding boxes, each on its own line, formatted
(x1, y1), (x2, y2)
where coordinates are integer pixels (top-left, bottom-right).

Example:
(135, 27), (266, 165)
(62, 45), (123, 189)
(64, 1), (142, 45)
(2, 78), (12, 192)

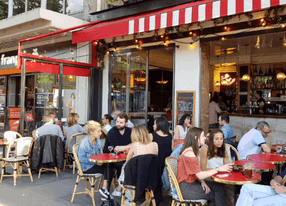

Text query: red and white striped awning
(72, 0), (286, 44)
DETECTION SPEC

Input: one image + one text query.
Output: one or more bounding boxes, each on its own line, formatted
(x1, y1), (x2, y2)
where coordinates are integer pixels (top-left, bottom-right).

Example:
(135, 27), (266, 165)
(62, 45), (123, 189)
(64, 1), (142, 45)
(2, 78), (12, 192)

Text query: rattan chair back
(225, 143), (240, 160)
(73, 143), (83, 176)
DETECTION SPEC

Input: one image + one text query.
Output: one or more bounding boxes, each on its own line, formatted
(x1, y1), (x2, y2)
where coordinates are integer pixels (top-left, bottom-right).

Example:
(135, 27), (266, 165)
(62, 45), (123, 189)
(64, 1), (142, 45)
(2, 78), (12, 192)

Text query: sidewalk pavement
(0, 167), (172, 206)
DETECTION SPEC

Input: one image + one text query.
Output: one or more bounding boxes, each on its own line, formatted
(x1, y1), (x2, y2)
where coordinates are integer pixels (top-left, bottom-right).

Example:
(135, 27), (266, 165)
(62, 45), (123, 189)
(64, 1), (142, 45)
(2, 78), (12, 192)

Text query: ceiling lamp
(135, 77), (146, 82)
(215, 81), (220, 86)
(221, 79), (228, 86)
(157, 69), (168, 84)
(242, 74), (250, 81)
(68, 75), (75, 82)
(277, 72), (286, 81)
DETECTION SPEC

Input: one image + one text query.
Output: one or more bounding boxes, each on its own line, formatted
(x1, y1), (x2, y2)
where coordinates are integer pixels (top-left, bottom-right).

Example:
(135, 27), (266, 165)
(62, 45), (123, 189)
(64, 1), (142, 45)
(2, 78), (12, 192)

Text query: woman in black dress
(151, 116), (173, 175)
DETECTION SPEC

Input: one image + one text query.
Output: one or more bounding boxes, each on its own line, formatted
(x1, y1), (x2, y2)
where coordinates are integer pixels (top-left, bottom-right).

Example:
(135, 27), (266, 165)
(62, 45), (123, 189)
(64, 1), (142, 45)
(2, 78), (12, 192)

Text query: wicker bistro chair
(71, 144), (103, 206)
(63, 133), (88, 174)
(0, 137), (34, 186)
(165, 157), (208, 206)
(225, 143), (240, 161)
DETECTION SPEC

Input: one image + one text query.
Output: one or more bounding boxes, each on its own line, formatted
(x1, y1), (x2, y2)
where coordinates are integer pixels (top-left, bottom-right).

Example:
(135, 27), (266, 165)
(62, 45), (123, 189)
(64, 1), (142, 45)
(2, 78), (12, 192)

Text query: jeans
(236, 184), (286, 206)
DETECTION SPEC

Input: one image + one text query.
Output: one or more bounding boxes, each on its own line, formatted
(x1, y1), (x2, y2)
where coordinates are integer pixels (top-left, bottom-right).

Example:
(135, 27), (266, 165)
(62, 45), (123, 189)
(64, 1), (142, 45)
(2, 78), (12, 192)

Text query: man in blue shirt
(236, 167), (286, 206)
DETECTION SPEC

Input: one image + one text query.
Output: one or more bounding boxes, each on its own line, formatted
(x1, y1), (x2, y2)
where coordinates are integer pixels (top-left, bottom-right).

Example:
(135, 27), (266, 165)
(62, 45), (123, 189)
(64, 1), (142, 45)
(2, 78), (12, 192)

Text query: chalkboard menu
(176, 91), (196, 126)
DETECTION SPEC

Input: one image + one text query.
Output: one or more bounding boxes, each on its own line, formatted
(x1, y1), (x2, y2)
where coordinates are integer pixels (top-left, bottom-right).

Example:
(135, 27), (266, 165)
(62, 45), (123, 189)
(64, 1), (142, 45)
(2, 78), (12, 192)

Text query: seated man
(236, 168), (286, 206)
(100, 112), (131, 199)
(238, 121), (272, 185)
(237, 121), (271, 160)
(35, 114), (64, 141)
(219, 113), (237, 159)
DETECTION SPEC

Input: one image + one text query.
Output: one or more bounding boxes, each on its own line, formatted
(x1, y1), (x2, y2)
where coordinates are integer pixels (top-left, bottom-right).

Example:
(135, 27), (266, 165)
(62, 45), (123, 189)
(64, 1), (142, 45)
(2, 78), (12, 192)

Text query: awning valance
(26, 61), (90, 77)
(72, 0), (286, 44)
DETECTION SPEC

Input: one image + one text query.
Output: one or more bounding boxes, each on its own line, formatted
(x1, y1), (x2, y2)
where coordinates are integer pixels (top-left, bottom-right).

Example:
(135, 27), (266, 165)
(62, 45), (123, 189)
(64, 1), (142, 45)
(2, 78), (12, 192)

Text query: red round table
(89, 153), (127, 163)
(235, 160), (275, 172)
(247, 154), (286, 164)
(212, 171), (261, 185)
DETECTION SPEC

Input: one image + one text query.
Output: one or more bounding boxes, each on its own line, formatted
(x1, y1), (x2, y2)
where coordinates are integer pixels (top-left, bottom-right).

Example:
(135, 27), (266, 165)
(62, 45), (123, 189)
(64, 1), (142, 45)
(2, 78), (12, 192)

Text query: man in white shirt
(237, 121), (271, 160)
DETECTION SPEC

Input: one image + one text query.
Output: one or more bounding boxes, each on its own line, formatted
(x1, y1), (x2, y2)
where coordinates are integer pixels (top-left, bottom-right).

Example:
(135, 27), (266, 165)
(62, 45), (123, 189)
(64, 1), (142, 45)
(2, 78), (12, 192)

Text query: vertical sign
(176, 91), (196, 126)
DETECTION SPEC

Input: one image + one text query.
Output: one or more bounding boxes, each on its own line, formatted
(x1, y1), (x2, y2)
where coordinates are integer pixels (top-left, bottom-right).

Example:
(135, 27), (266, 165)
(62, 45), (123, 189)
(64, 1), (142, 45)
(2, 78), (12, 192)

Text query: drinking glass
(108, 146), (114, 156)
(114, 148), (120, 158)
(244, 162), (255, 179)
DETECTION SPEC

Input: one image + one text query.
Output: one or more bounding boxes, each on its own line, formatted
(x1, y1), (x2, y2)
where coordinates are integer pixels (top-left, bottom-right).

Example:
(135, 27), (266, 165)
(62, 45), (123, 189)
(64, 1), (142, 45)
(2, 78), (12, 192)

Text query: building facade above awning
(73, 0), (286, 44)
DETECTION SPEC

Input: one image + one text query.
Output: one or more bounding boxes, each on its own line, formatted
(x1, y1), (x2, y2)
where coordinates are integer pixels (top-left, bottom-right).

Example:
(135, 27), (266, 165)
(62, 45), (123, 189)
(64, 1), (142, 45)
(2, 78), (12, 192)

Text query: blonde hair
(67, 113), (79, 127)
(131, 124), (151, 145)
(87, 120), (101, 135)
(43, 115), (52, 123)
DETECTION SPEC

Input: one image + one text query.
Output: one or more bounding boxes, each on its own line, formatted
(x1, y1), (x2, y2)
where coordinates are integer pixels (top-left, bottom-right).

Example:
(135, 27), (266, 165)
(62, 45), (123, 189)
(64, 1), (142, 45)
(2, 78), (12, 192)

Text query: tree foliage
(0, 0), (67, 20)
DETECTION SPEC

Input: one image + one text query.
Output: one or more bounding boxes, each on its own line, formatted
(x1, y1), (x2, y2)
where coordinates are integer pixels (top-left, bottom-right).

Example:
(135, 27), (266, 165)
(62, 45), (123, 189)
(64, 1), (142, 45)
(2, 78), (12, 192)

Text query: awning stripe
(72, 0), (286, 44)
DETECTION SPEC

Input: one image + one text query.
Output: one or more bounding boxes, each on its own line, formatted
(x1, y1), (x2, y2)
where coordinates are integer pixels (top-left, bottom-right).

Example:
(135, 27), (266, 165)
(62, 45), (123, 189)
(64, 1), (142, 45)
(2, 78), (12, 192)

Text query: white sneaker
(124, 199), (132, 205)
(99, 188), (110, 198)
(111, 188), (122, 197)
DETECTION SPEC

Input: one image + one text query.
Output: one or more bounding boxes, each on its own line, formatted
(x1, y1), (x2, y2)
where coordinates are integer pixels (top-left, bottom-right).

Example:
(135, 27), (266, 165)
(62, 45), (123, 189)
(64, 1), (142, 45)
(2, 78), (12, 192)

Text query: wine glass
(108, 146), (114, 156)
(114, 148), (120, 158)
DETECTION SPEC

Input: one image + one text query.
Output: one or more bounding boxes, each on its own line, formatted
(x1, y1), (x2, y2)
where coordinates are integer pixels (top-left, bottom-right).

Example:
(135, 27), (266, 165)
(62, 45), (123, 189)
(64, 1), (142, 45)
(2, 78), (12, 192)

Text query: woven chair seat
(82, 173), (103, 178)
(174, 196), (208, 205)
(2, 156), (28, 162)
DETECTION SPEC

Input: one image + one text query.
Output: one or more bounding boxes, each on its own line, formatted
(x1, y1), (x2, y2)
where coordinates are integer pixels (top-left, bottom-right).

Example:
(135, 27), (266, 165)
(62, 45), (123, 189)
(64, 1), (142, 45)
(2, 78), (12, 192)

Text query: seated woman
(118, 124), (158, 205)
(150, 116), (172, 176)
(78, 121), (105, 174)
(174, 114), (192, 140)
(200, 129), (235, 206)
(65, 113), (87, 152)
(102, 114), (113, 136)
(177, 127), (232, 206)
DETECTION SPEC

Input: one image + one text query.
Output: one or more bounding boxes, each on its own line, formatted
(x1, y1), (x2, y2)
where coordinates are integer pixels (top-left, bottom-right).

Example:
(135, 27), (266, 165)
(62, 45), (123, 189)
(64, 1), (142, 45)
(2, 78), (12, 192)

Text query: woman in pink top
(177, 127), (232, 206)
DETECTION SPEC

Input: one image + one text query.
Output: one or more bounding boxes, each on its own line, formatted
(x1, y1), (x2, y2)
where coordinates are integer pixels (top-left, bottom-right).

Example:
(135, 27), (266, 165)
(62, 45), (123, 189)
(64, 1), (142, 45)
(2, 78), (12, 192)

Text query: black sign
(35, 93), (49, 108)
(176, 91), (196, 125)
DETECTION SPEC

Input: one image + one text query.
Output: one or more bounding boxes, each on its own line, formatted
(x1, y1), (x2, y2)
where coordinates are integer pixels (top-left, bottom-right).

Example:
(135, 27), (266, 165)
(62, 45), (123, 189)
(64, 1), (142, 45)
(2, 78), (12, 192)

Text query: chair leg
(90, 177), (96, 206)
(71, 175), (80, 203)
(26, 161), (33, 182)
(63, 153), (67, 171)
(0, 161), (5, 183)
(132, 188), (136, 206)
(73, 160), (76, 174)
(38, 168), (42, 179)
(55, 167), (58, 177)
(121, 186), (127, 205)
(96, 176), (103, 190)
(13, 162), (17, 186)
(85, 177), (90, 196)
(150, 190), (156, 206)
(171, 200), (176, 206)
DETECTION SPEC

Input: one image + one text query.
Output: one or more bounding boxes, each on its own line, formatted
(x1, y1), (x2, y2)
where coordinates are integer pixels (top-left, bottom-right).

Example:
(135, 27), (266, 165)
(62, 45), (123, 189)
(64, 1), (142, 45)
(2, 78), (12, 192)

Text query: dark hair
(117, 112), (128, 123)
(211, 92), (219, 103)
(104, 114), (113, 124)
(256, 91), (262, 98)
(220, 113), (229, 124)
(207, 129), (226, 159)
(154, 116), (169, 134)
(181, 127), (203, 156)
(178, 114), (191, 126)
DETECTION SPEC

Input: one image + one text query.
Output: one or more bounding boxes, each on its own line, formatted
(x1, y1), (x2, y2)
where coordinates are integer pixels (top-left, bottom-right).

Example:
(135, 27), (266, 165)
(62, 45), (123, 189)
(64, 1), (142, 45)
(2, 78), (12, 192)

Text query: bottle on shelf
(268, 67), (272, 76)
(273, 68), (276, 77)
(259, 67), (263, 76)
(254, 66), (258, 76)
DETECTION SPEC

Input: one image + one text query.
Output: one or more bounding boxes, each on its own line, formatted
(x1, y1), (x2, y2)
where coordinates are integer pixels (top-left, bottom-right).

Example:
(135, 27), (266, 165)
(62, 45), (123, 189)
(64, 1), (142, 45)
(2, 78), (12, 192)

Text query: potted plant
(106, 0), (120, 8)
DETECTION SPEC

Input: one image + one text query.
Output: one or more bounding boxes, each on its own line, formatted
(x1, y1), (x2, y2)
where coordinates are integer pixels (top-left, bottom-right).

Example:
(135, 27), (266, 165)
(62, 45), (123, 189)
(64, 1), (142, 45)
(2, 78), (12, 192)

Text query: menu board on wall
(176, 91), (196, 126)
(35, 93), (52, 108)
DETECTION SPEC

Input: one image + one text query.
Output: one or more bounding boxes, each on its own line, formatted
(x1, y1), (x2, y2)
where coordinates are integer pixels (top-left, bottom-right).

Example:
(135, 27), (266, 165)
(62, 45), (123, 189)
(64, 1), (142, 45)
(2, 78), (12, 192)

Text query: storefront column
(19, 59), (26, 134)
(200, 42), (210, 133)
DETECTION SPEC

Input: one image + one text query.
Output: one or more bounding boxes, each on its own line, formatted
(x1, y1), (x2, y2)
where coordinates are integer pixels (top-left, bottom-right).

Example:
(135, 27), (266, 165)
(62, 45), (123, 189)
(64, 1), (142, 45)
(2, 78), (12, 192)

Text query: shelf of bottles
(251, 65), (286, 99)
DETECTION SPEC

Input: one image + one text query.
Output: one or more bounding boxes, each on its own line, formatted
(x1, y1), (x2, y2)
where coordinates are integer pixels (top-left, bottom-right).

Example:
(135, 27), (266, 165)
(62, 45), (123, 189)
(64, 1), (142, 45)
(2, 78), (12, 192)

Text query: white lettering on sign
(1, 54), (18, 66)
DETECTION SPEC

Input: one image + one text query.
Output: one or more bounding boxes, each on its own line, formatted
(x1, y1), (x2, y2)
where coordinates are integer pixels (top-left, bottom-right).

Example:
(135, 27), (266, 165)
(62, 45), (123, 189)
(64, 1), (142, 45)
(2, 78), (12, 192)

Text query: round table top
(247, 154), (286, 164)
(235, 160), (276, 172)
(269, 150), (286, 157)
(89, 153), (127, 163)
(212, 171), (261, 185)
